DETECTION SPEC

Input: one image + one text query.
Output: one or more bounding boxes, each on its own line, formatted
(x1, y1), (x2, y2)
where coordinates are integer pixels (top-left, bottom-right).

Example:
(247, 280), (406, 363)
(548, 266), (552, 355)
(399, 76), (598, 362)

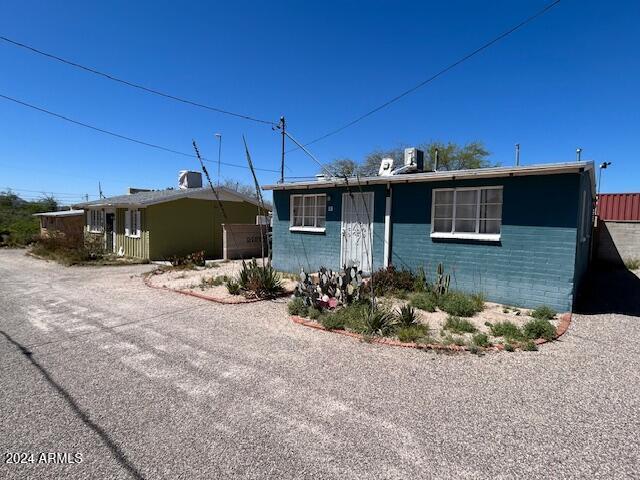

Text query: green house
(75, 176), (267, 261)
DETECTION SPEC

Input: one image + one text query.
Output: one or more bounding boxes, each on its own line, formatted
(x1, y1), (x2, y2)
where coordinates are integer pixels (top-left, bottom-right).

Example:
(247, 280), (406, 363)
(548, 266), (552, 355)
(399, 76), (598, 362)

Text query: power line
(0, 93), (280, 173)
(0, 35), (277, 126)
(5, 187), (98, 197)
(287, 0), (563, 152)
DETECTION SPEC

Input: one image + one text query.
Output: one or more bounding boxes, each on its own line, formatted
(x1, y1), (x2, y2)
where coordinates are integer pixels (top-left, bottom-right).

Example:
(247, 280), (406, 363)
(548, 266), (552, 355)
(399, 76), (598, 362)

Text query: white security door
(341, 192), (374, 273)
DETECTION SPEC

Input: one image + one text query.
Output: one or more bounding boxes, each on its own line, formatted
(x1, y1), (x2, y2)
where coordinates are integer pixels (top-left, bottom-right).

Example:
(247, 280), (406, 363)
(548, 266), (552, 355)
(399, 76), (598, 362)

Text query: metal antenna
(515, 143), (520, 166)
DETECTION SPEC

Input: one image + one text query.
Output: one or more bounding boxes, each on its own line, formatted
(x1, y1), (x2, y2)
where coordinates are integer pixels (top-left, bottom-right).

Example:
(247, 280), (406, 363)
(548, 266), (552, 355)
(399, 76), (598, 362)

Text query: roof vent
(178, 170), (203, 189)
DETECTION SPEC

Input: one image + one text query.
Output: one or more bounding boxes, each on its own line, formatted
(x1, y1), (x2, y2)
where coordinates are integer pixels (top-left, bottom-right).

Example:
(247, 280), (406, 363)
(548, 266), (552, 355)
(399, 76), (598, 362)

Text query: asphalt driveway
(0, 249), (638, 479)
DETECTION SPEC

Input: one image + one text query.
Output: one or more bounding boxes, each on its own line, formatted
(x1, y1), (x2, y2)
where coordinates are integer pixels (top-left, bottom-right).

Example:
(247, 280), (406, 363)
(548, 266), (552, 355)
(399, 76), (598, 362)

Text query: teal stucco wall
(271, 171), (592, 311)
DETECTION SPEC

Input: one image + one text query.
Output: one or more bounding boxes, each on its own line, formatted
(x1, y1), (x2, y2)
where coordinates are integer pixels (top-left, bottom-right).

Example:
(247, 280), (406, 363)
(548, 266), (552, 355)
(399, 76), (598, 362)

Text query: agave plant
(361, 304), (396, 336)
(396, 304), (418, 327)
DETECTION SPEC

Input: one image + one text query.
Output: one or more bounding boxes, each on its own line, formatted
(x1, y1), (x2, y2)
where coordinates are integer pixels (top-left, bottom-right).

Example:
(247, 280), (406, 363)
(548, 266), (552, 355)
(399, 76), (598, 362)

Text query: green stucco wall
(146, 198), (260, 260)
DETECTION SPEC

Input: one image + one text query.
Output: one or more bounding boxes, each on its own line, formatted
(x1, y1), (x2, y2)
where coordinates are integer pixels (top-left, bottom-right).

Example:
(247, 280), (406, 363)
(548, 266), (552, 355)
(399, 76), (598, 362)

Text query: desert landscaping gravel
(0, 249), (638, 479)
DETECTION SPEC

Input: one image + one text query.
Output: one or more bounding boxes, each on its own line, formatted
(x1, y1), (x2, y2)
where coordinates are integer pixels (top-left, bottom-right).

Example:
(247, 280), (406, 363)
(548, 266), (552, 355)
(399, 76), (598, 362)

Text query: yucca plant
(396, 304), (418, 327)
(361, 304), (396, 336)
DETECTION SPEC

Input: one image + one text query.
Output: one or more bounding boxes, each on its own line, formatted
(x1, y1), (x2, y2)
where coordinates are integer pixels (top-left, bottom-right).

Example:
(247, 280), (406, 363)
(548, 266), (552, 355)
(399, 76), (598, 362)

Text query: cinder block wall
(272, 185), (386, 274)
(391, 174), (582, 311)
(596, 221), (640, 265)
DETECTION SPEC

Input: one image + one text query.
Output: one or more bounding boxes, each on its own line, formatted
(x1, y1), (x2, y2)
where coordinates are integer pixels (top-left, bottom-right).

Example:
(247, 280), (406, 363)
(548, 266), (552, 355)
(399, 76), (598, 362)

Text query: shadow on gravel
(575, 266), (640, 317)
(0, 330), (145, 480)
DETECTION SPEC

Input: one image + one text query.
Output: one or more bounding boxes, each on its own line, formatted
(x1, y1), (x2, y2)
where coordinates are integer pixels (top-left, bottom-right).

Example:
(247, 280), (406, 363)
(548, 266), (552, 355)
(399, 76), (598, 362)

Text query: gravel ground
(0, 249), (638, 479)
(147, 259), (296, 301)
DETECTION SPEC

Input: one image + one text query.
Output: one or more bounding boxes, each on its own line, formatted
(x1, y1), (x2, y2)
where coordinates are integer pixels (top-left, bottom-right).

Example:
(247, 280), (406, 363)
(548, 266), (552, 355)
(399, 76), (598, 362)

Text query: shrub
(287, 297), (308, 316)
(199, 275), (228, 289)
(168, 250), (205, 267)
(225, 279), (241, 296)
(624, 258), (640, 270)
(442, 334), (466, 346)
(321, 314), (345, 330)
(443, 315), (477, 334)
(371, 266), (416, 296)
(413, 266), (427, 292)
(396, 324), (430, 343)
(361, 304), (396, 336)
(439, 291), (484, 317)
(523, 340), (538, 351)
(488, 321), (524, 340)
(30, 233), (104, 266)
(523, 318), (556, 341)
(409, 291), (438, 312)
(472, 333), (491, 348)
(329, 303), (368, 333)
(308, 307), (322, 320)
(531, 305), (556, 320)
(504, 342), (515, 352)
(395, 304), (418, 327)
(234, 259), (283, 298)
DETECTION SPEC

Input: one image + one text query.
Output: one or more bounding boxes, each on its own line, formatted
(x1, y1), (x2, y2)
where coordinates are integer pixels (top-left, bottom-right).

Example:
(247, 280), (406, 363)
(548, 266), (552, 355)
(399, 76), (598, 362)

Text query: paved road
(0, 249), (638, 479)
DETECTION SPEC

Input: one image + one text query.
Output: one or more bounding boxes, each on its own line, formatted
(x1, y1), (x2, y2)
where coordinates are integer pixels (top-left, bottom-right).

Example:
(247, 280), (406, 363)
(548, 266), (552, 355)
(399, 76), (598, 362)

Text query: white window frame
(430, 186), (503, 241)
(289, 194), (326, 233)
(88, 209), (104, 233)
(125, 209), (141, 238)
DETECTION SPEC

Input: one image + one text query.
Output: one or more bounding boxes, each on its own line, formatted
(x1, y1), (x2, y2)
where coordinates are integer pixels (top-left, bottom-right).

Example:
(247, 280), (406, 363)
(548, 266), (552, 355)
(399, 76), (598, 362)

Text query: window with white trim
(431, 187), (503, 238)
(290, 194), (326, 231)
(88, 209), (104, 233)
(125, 209), (141, 238)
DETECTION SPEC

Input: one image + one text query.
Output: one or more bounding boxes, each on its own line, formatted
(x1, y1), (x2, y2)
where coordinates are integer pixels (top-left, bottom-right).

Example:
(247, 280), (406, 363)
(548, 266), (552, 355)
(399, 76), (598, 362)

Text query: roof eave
(263, 162), (595, 191)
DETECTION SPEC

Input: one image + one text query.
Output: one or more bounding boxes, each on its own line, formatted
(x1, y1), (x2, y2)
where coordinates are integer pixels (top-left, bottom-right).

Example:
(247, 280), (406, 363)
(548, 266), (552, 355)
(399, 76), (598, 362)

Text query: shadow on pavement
(0, 330), (145, 480)
(575, 265), (640, 317)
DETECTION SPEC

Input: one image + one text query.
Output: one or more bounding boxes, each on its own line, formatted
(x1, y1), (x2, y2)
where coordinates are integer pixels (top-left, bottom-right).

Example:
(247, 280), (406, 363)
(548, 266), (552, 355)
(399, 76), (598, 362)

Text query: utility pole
(515, 143), (520, 166)
(215, 133), (222, 186)
(280, 116), (285, 183)
(84, 193), (89, 202)
(98, 182), (104, 199)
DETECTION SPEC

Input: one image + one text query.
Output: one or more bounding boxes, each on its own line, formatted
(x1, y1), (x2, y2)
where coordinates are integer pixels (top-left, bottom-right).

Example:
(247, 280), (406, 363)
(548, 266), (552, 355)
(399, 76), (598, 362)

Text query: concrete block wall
(596, 221), (640, 265)
(272, 185), (386, 274)
(391, 174), (582, 311)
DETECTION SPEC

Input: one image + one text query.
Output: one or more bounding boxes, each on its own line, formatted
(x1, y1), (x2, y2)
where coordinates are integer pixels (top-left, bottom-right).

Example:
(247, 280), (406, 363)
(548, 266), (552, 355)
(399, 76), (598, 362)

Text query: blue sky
(1, 0), (638, 204)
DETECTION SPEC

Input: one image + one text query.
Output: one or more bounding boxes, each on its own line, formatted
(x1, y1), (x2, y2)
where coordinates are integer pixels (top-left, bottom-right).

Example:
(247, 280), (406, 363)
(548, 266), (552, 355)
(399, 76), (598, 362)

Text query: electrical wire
(287, 0), (562, 152)
(0, 93), (280, 173)
(0, 35), (277, 126)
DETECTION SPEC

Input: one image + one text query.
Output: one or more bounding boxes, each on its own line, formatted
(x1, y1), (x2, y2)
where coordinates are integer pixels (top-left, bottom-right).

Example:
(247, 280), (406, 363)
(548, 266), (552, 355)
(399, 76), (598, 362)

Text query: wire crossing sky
(0, 0), (638, 200)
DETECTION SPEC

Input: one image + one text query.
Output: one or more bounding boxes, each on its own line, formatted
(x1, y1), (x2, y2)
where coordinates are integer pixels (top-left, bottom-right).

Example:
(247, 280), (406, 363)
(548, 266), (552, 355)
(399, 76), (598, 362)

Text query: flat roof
(263, 161), (596, 192)
(33, 209), (84, 217)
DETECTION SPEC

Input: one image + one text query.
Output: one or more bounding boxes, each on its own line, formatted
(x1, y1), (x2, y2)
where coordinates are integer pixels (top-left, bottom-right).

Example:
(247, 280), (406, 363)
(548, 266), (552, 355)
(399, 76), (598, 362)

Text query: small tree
(318, 141), (494, 177)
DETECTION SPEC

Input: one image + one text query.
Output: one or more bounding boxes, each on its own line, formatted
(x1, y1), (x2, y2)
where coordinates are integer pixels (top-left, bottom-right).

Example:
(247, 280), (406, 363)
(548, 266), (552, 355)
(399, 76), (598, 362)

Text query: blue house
(263, 160), (595, 311)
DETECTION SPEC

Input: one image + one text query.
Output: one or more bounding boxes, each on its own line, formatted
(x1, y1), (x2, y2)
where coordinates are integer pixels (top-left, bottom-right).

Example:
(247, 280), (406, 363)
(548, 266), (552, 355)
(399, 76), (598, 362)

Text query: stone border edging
(291, 312), (572, 352)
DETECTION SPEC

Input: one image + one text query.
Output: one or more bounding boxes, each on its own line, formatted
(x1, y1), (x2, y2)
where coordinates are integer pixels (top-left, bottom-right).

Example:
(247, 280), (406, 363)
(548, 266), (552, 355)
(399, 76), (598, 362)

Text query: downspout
(383, 184), (392, 268)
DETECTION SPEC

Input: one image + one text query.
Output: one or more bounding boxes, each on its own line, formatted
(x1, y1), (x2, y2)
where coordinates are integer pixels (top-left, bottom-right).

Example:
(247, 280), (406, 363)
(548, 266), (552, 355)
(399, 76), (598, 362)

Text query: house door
(341, 192), (374, 273)
(105, 213), (115, 253)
